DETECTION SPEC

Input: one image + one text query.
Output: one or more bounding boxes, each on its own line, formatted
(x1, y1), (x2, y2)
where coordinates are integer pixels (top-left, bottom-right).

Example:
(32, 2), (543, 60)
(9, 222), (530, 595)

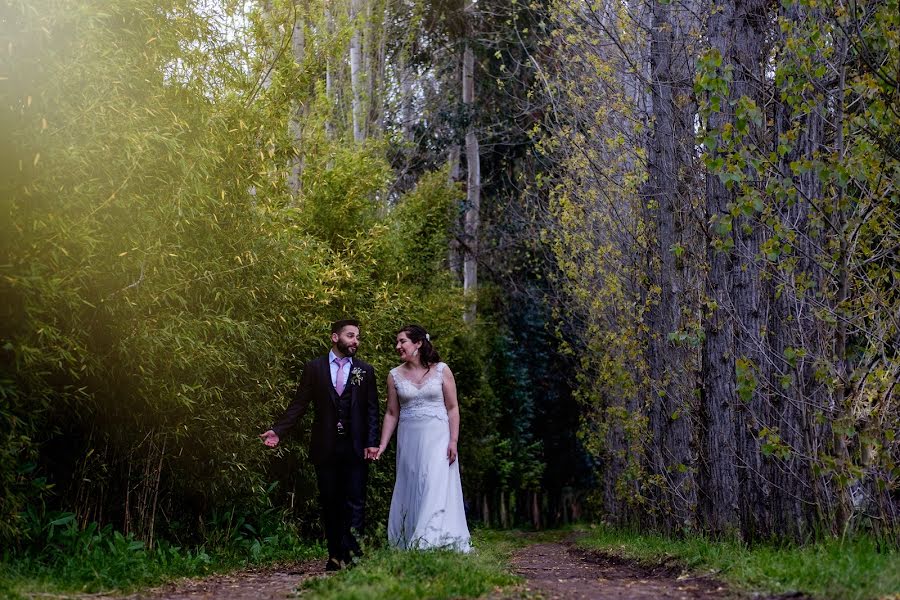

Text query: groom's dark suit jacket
(272, 355), (379, 464)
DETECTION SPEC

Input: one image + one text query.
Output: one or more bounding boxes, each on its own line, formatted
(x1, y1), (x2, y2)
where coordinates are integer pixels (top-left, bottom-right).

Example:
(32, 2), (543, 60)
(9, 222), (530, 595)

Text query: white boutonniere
(350, 367), (365, 387)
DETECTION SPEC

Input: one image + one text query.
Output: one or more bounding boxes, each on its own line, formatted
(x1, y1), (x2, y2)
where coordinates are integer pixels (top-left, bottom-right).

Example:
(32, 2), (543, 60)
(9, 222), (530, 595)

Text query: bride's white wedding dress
(388, 362), (471, 552)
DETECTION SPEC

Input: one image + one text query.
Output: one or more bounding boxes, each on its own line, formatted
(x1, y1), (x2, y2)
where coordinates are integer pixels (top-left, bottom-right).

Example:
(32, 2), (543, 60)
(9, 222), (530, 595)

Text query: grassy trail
(2, 527), (898, 599)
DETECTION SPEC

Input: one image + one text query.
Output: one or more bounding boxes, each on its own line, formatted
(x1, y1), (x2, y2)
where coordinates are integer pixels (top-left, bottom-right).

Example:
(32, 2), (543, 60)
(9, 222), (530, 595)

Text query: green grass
(0, 525), (523, 600)
(576, 523), (900, 600)
(9, 521), (892, 600)
(298, 529), (522, 599)
(0, 520), (323, 599)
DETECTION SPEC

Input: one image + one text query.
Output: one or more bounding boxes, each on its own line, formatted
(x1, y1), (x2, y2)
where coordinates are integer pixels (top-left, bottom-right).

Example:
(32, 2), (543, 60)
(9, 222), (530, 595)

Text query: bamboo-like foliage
(1, 0), (469, 546)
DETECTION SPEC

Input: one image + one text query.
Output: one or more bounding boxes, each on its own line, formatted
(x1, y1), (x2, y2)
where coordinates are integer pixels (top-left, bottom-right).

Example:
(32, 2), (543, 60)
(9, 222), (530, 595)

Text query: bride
(375, 324), (471, 552)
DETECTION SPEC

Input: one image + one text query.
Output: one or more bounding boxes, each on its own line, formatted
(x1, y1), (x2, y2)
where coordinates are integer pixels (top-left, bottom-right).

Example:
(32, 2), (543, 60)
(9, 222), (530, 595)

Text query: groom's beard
(337, 340), (358, 356)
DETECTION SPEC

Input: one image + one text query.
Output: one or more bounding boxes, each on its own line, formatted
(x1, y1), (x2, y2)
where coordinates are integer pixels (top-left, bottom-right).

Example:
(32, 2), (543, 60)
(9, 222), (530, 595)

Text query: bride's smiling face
(395, 333), (421, 362)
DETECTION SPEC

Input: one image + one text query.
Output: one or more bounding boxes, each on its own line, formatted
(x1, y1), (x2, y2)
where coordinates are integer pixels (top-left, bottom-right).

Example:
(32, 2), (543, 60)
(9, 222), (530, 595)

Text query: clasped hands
(365, 445), (390, 461)
(260, 436), (457, 465)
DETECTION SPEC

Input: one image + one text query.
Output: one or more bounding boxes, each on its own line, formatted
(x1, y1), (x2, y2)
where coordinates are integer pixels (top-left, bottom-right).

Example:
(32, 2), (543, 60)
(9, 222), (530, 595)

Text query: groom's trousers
(315, 435), (368, 562)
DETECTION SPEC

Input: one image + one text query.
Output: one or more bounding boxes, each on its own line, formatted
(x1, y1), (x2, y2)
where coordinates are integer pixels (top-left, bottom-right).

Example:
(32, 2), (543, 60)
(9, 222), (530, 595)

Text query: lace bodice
(390, 362), (448, 422)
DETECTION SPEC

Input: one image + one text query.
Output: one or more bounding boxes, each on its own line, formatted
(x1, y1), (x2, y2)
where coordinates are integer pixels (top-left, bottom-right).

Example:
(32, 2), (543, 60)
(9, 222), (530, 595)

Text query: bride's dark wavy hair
(397, 324), (440, 368)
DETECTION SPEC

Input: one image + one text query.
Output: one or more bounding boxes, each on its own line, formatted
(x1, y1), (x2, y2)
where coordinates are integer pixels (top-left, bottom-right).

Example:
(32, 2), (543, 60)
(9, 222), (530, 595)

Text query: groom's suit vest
(329, 377), (354, 433)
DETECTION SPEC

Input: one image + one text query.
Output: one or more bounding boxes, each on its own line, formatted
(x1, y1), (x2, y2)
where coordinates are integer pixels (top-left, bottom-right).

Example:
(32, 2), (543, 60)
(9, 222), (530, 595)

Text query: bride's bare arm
(376, 373), (400, 459)
(442, 366), (460, 464)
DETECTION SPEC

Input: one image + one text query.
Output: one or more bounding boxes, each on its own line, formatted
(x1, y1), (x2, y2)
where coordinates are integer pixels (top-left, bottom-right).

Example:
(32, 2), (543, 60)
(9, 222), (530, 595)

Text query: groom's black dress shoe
(325, 557), (343, 572)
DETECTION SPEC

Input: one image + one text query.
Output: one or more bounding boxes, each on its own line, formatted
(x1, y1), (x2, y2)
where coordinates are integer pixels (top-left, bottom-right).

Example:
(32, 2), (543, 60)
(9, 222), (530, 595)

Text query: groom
(259, 319), (380, 571)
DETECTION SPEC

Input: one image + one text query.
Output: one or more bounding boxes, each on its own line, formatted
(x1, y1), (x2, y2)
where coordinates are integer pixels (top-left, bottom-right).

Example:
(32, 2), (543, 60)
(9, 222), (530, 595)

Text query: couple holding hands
(259, 320), (471, 571)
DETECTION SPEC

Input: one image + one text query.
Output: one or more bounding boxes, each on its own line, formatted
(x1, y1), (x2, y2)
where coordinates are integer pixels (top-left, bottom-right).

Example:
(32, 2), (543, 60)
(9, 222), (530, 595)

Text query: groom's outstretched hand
(259, 430), (280, 447)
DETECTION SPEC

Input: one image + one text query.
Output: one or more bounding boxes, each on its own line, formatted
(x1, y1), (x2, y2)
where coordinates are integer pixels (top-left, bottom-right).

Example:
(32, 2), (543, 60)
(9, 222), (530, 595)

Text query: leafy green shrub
(1, 0), (477, 553)
(1, 508), (320, 594)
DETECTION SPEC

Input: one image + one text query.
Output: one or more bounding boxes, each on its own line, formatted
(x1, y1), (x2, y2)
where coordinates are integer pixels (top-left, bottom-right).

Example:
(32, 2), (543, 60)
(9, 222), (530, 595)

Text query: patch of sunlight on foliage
(576, 524), (900, 600)
(301, 529), (520, 600)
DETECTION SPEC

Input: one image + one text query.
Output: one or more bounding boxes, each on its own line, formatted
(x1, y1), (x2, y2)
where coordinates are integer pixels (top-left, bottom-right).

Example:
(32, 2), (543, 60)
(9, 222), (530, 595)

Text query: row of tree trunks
(280, 0), (483, 320)
(468, 489), (584, 529)
(283, 0), (382, 194)
(543, 0), (898, 541)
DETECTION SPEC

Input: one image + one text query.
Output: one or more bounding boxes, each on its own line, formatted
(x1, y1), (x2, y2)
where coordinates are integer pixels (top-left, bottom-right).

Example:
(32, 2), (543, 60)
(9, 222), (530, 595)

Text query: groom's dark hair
(331, 319), (360, 334)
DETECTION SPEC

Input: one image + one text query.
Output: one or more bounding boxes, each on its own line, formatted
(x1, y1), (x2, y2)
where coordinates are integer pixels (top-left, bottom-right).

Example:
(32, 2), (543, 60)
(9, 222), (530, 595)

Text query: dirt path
(30, 538), (803, 599)
(500, 540), (786, 600)
(111, 561), (323, 600)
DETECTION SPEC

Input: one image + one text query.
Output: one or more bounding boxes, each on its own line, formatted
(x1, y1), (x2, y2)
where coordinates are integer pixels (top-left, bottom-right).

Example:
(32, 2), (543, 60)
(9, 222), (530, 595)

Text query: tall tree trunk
(349, 0), (365, 142)
(481, 492), (491, 527)
(324, 2), (336, 139)
(448, 145), (462, 277)
(462, 33), (480, 324)
(724, 0), (771, 541)
(366, 0), (386, 134)
(400, 53), (415, 143)
(259, 0), (276, 93)
(770, 75), (821, 541)
(287, 3), (307, 197)
(447, 42), (463, 280)
(825, 32), (854, 533)
(644, 0), (698, 531)
(769, 3), (851, 538)
(531, 491), (541, 529)
(700, 0), (769, 535)
(700, 199), (741, 533)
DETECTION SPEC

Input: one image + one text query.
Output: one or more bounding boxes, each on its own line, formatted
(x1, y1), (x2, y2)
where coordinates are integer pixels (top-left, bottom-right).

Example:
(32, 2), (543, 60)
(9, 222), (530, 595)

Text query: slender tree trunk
(481, 492), (491, 527)
(700, 235), (741, 534)
(462, 33), (480, 324)
(366, 0), (386, 134)
(699, 0), (770, 538)
(259, 0), (276, 93)
(447, 40), (463, 278)
(147, 434), (165, 550)
(325, 2), (336, 139)
(349, 0), (365, 142)
(288, 3), (306, 196)
(448, 144), (462, 278)
(771, 80), (821, 540)
(400, 53), (414, 143)
(826, 33), (854, 532)
(728, 0), (770, 542)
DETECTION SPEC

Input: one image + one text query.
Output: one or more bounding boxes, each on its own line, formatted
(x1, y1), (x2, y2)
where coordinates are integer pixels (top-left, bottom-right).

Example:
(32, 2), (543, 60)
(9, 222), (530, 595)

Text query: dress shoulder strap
(389, 366), (402, 388)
